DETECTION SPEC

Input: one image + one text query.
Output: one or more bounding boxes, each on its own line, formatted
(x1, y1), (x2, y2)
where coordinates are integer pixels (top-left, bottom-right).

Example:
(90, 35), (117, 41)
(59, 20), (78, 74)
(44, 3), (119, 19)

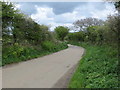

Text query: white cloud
(31, 6), (55, 24)
(90, 3), (117, 19)
(54, 11), (85, 23)
(13, 3), (21, 10)
(31, 5), (86, 31)
(14, 4), (21, 9)
(31, 3), (116, 31)
(48, 22), (74, 32)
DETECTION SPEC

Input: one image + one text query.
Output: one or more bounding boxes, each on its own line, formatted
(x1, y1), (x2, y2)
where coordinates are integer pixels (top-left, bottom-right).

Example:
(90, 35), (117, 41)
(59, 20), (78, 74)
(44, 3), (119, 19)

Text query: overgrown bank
(2, 42), (68, 66)
(68, 42), (119, 88)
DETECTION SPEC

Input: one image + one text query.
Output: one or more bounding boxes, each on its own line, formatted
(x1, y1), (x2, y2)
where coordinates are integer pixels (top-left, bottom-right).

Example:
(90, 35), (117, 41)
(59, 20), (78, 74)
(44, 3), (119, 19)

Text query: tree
(2, 1), (18, 45)
(2, 1), (52, 46)
(73, 18), (104, 31)
(85, 26), (98, 43)
(114, 1), (120, 11)
(40, 25), (51, 42)
(67, 31), (85, 42)
(12, 12), (26, 44)
(106, 14), (120, 43)
(55, 26), (69, 41)
(104, 0), (120, 13)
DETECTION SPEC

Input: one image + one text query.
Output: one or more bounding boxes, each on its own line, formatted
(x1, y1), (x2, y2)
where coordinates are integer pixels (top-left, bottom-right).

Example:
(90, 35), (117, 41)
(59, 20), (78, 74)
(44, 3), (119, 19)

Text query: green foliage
(2, 1), (68, 66)
(85, 26), (101, 44)
(2, 42), (68, 66)
(68, 14), (119, 45)
(40, 25), (54, 42)
(2, 2), (16, 45)
(55, 26), (69, 41)
(41, 41), (68, 52)
(2, 2), (54, 46)
(68, 14), (119, 88)
(68, 42), (118, 88)
(67, 26), (102, 44)
(70, 14), (119, 46)
(41, 41), (56, 51)
(67, 31), (85, 42)
(106, 14), (120, 44)
(2, 43), (44, 65)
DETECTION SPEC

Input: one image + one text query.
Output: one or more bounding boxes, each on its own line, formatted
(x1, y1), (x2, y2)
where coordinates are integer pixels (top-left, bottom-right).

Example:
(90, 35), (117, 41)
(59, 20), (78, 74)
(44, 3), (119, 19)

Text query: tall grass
(41, 41), (68, 52)
(69, 42), (118, 88)
(2, 42), (68, 66)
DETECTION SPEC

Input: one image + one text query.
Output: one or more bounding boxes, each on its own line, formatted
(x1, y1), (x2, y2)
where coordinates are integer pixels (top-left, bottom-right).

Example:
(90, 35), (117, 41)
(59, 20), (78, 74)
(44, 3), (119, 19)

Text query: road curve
(2, 45), (84, 88)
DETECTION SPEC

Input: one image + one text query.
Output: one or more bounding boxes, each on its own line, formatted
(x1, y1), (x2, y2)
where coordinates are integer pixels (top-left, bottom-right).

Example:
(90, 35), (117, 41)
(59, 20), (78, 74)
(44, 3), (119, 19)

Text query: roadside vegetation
(2, 42), (67, 66)
(68, 2), (119, 88)
(68, 42), (118, 88)
(1, 2), (68, 66)
(55, 26), (69, 41)
(1, 0), (119, 88)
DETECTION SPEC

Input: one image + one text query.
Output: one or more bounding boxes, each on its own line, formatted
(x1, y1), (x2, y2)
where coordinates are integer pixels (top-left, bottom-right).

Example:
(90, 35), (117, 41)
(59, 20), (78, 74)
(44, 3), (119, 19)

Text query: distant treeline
(66, 16), (119, 46)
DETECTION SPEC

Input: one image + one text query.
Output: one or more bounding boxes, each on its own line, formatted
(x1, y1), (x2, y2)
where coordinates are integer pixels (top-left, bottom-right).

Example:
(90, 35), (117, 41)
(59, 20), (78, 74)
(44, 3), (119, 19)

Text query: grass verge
(68, 42), (119, 88)
(2, 42), (68, 66)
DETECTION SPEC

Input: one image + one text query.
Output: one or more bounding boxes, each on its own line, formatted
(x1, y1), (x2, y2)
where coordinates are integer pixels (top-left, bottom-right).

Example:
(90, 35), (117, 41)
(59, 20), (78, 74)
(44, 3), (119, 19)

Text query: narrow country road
(2, 45), (84, 88)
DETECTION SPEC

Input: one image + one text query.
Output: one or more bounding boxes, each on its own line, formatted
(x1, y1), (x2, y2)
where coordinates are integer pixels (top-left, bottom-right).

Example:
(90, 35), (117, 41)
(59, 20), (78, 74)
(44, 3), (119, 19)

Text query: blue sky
(14, 2), (117, 31)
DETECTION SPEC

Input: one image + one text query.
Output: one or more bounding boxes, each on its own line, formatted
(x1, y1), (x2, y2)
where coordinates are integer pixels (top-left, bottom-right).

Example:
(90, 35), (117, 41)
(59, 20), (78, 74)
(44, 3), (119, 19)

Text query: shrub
(55, 26), (69, 41)
(69, 42), (118, 88)
(2, 42), (68, 66)
(41, 41), (68, 52)
(41, 41), (56, 51)
(2, 44), (42, 66)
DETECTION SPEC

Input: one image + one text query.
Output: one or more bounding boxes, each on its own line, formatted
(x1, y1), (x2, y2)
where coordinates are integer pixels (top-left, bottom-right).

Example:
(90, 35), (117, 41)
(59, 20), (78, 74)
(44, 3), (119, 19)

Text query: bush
(69, 42), (118, 88)
(41, 41), (56, 51)
(2, 44), (40, 66)
(55, 26), (69, 41)
(41, 41), (68, 52)
(2, 42), (68, 66)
